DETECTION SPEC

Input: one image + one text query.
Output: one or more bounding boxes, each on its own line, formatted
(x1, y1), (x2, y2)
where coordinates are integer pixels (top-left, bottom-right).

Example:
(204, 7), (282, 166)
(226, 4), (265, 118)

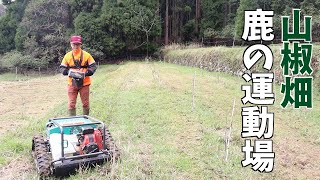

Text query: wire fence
(1, 58), (132, 77)
(4, 66), (59, 76)
(201, 37), (320, 47)
(2, 36), (318, 76)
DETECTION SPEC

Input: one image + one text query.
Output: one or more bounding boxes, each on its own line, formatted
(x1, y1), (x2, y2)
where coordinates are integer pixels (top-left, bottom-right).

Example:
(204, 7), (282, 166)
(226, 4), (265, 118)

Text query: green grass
(0, 61), (320, 179)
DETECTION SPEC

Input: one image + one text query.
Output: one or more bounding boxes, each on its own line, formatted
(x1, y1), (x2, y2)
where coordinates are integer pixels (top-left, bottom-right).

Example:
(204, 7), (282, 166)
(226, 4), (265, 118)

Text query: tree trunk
(165, 0), (169, 45)
(195, 0), (201, 37)
(146, 32), (149, 57)
(172, 0), (176, 42)
(223, 1), (228, 28)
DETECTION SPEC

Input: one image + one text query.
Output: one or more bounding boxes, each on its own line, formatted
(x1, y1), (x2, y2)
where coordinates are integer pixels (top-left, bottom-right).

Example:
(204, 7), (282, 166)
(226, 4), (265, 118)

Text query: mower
(32, 115), (119, 177)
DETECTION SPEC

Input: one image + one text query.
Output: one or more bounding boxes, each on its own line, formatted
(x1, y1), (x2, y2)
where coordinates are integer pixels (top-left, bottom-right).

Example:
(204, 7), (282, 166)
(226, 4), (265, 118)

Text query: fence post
(15, 67), (18, 80)
(192, 71), (196, 111)
(225, 99), (236, 162)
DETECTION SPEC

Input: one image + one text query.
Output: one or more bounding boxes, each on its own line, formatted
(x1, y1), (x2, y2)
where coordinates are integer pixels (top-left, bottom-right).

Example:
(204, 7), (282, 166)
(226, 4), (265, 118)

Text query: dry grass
(162, 43), (204, 51)
(0, 76), (66, 136)
(161, 44), (320, 86)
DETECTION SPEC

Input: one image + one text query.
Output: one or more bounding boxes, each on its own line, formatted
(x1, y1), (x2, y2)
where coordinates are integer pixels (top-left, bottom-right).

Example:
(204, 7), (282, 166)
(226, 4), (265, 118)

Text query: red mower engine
(76, 126), (103, 154)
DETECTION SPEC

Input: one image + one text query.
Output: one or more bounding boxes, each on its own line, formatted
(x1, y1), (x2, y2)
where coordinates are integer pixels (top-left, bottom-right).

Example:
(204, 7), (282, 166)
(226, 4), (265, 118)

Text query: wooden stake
(225, 98), (236, 162)
(192, 71), (196, 111)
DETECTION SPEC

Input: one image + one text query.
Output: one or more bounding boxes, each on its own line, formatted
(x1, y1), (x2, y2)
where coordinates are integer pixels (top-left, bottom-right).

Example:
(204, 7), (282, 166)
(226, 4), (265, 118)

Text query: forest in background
(0, 0), (319, 72)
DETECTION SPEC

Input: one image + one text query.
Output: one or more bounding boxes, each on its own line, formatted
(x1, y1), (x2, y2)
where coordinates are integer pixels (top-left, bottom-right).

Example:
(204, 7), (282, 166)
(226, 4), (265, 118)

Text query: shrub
(2, 51), (48, 70)
(81, 46), (105, 62)
(203, 28), (218, 38)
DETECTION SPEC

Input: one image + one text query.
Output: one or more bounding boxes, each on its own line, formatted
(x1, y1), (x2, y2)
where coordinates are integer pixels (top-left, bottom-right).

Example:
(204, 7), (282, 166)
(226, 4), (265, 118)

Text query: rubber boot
(83, 108), (90, 116)
(69, 108), (76, 116)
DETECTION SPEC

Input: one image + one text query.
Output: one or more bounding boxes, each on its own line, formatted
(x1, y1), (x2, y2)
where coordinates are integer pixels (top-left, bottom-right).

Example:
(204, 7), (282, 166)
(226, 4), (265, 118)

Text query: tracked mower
(32, 116), (119, 177)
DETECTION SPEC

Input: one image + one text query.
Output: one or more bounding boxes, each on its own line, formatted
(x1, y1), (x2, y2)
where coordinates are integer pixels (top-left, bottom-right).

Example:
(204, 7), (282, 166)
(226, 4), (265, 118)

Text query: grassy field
(0, 61), (320, 179)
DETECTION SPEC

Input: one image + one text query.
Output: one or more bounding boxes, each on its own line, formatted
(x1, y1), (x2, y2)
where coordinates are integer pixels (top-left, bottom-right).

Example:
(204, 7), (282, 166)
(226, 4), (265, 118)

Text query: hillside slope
(0, 62), (320, 179)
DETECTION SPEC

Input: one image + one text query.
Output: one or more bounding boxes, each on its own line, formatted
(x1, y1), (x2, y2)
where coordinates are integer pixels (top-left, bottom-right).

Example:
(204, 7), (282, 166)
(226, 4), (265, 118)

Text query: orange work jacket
(61, 49), (95, 86)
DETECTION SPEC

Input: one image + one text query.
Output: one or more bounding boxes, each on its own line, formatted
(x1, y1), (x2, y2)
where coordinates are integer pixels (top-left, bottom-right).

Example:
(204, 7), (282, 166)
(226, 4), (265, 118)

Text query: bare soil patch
(0, 75), (66, 179)
(274, 134), (320, 179)
(0, 156), (33, 180)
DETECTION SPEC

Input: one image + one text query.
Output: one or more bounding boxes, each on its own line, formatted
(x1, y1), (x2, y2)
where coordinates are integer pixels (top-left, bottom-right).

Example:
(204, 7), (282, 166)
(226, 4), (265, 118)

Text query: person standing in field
(59, 35), (97, 116)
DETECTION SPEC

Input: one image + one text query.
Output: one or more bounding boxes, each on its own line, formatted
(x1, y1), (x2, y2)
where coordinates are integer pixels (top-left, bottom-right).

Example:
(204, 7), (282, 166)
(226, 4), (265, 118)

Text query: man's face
(71, 43), (81, 50)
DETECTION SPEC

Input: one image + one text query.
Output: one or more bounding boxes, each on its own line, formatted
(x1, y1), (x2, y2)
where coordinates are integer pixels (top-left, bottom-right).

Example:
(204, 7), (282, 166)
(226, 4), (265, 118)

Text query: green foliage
(0, 0), (28, 54)
(184, 5), (191, 13)
(15, 0), (70, 64)
(69, 0), (103, 18)
(273, 14), (282, 40)
(82, 46), (105, 62)
(203, 28), (218, 38)
(301, 0), (320, 38)
(183, 19), (197, 41)
(271, 0), (286, 14)
(271, 0), (301, 40)
(201, 0), (225, 31)
(221, 23), (236, 38)
(201, 0), (239, 39)
(74, 12), (125, 58)
(2, 50), (48, 69)
(110, 0), (161, 54)
(301, 0), (320, 14)
(0, 15), (16, 53)
(74, 0), (161, 59)
(235, 0), (258, 39)
(257, 0), (272, 10)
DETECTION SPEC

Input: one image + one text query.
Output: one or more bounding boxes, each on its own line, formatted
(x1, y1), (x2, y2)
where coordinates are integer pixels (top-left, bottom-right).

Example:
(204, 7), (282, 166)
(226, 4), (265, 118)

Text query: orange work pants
(68, 85), (90, 110)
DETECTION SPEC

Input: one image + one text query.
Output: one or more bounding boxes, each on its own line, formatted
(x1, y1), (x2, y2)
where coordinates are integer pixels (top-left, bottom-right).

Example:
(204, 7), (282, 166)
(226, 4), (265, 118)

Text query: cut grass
(0, 61), (320, 179)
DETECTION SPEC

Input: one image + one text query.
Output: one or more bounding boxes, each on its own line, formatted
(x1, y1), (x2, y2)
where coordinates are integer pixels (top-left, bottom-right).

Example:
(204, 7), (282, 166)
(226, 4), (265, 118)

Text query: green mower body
(31, 116), (119, 177)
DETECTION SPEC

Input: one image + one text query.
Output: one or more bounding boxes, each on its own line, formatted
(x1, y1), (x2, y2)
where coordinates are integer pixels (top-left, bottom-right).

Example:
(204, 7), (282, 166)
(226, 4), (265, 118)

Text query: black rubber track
(31, 128), (119, 178)
(103, 127), (120, 161)
(32, 135), (51, 178)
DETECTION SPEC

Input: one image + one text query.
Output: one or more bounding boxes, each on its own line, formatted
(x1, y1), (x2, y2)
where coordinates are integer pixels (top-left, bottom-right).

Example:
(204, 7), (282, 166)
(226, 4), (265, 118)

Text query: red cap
(70, 35), (82, 44)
